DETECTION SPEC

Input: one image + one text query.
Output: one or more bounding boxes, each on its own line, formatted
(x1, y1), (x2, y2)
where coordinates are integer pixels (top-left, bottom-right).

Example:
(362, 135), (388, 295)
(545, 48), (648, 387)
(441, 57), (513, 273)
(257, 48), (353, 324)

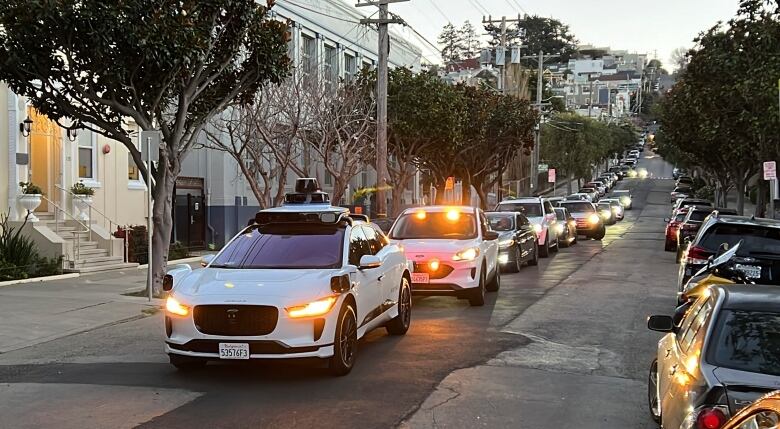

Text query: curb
(0, 272), (80, 288)
(136, 256), (203, 269)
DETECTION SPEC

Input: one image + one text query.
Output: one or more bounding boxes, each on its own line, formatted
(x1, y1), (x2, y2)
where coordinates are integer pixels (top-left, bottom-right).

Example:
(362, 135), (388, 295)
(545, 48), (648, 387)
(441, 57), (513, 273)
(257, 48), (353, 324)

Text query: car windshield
(689, 210), (711, 222)
(561, 202), (595, 213)
(210, 225), (345, 269)
(496, 202), (542, 217)
(674, 213), (687, 222)
(598, 203), (610, 210)
(709, 310), (780, 376)
(487, 213), (515, 231)
(699, 224), (780, 255)
(390, 211), (477, 239)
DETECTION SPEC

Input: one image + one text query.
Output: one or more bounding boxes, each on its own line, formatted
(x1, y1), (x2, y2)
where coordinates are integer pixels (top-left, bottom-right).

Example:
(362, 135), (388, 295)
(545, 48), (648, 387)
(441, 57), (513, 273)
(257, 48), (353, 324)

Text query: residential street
(0, 153), (678, 428)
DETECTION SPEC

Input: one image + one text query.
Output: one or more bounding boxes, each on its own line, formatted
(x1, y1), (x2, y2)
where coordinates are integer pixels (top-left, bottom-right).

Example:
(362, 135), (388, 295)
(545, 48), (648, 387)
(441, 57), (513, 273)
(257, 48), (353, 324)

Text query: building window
(344, 53), (356, 82)
(77, 131), (95, 179)
(323, 44), (338, 90)
(128, 153), (139, 181)
(324, 170), (333, 186)
(301, 34), (316, 80)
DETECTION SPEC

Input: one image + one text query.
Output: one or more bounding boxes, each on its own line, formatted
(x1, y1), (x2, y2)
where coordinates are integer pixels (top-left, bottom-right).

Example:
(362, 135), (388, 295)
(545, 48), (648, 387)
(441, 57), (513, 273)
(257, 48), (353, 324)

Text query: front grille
(193, 305), (278, 336)
(413, 262), (454, 279)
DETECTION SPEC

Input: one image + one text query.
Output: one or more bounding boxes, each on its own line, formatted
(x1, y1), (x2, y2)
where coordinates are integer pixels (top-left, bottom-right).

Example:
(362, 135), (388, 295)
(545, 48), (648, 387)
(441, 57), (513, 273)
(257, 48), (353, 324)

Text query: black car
(647, 285), (780, 428)
(553, 207), (577, 247)
(676, 207), (738, 261)
(609, 165), (624, 179)
(677, 215), (780, 293)
(486, 212), (538, 273)
(371, 217), (396, 234)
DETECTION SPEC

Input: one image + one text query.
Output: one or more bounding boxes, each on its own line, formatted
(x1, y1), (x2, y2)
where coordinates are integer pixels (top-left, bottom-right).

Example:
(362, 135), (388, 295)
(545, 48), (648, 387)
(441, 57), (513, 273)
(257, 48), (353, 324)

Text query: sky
(374, 0), (740, 69)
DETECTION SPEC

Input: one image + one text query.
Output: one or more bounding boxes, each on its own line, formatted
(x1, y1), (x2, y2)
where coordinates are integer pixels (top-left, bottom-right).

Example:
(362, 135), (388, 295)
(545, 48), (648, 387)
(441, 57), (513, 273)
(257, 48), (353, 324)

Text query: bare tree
(300, 78), (376, 204)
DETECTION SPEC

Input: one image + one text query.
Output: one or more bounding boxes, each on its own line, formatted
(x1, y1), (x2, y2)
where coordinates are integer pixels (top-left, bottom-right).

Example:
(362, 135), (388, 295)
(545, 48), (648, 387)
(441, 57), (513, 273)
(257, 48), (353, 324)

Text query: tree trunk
(735, 174), (745, 215)
(236, 156), (267, 209)
(474, 185), (488, 210)
(566, 173), (573, 194)
(332, 177), (347, 206)
(151, 168), (176, 297)
(461, 176), (472, 206)
(434, 183), (446, 204)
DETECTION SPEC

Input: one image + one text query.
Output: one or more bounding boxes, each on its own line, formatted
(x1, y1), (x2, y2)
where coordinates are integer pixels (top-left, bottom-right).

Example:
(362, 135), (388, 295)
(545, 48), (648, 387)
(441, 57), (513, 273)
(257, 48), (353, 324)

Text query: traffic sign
(538, 163), (549, 173)
(140, 130), (161, 163)
(764, 161), (777, 180)
(445, 176), (454, 190)
(548, 169), (556, 183)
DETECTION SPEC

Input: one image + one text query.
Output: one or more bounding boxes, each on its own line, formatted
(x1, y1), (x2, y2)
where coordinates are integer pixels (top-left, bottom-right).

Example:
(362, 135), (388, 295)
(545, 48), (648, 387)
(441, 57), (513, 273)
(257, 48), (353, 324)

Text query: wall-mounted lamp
(67, 127), (79, 142)
(20, 117), (33, 137)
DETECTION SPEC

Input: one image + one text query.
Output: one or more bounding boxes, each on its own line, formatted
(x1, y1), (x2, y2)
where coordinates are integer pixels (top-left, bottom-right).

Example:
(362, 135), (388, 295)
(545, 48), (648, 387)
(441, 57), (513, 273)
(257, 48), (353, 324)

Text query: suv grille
(193, 305), (278, 336)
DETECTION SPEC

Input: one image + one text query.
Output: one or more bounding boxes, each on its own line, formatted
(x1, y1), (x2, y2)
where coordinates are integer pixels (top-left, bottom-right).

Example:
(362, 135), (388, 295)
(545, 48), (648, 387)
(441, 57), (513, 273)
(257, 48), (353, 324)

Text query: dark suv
(677, 215), (780, 293)
(676, 207), (738, 260)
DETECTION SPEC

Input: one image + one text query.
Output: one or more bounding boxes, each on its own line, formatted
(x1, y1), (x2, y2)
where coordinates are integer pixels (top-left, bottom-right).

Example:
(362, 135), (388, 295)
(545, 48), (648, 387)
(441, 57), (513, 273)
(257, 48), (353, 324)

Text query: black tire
(329, 302), (358, 376)
(468, 268), (486, 306)
(486, 264), (501, 292)
(572, 235), (578, 245)
(538, 234), (550, 258)
(169, 354), (207, 370)
(551, 236), (559, 252)
(386, 277), (412, 335)
(664, 240), (675, 252)
(506, 246), (521, 273)
(594, 227), (605, 240)
(648, 359), (661, 423)
(560, 232), (570, 248)
(528, 244), (539, 266)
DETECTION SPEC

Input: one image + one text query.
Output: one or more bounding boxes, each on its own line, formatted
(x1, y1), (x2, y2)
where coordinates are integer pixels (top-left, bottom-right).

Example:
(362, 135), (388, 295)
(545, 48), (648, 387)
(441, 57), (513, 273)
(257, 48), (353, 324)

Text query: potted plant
(18, 181), (43, 222)
(70, 182), (95, 221)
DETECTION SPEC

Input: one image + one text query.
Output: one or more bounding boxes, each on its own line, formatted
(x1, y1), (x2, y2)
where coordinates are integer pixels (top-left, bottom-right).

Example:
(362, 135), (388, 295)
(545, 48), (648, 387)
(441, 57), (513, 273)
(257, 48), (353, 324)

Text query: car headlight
(453, 247), (480, 261)
(555, 224), (565, 234)
(532, 224), (543, 234)
(287, 296), (338, 318)
(569, 220), (576, 227)
(620, 196), (631, 205)
(166, 296), (190, 317)
(588, 214), (601, 224)
(498, 239), (515, 248)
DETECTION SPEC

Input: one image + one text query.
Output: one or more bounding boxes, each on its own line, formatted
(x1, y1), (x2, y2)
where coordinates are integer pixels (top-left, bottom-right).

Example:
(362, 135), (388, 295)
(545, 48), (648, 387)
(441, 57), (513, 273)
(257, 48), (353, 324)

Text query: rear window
(390, 211), (477, 240)
(560, 202), (595, 213)
(689, 210), (711, 222)
(709, 310), (780, 376)
(496, 202), (542, 217)
(554, 209), (566, 220)
(487, 213), (515, 231)
(674, 213), (686, 222)
(699, 224), (780, 255)
(211, 225), (345, 269)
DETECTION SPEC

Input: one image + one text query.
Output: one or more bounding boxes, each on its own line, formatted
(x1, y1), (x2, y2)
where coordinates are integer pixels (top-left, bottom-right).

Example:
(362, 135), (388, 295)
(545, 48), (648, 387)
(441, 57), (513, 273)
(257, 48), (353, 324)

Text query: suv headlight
(453, 247), (480, 261)
(498, 239), (514, 248)
(588, 214), (601, 224)
(532, 224), (543, 234)
(166, 296), (190, 317)
(287, 296), (338, 318)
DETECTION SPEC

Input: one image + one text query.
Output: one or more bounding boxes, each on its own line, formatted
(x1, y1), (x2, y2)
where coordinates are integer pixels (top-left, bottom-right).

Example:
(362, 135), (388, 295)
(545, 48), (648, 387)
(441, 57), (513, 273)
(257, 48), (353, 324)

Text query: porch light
(20, 117), (33, 137)
(66, 126), (79, 142)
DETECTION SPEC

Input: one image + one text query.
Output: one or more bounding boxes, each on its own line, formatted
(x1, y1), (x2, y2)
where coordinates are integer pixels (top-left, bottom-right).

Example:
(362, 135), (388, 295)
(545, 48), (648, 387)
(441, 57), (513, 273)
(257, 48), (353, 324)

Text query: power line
(510, 0), (529, 15)
(426, 0), (452, 24)
(280, 0), (362, 24)
(467, 0), (490, 16)
(389, 12), (441, 55)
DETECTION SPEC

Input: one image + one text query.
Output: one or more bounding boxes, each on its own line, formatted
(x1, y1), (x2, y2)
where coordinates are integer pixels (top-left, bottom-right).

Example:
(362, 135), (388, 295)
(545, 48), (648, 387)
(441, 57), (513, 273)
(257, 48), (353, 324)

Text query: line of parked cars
(648, 177), (780, 428)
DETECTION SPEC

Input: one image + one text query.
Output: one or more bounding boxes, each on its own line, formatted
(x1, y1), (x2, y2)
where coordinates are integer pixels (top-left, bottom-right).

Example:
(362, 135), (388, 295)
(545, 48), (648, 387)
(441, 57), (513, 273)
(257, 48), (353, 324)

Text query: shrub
(127, 225), (148, 264)
(0, 210), (62, 280)
(70, 182), (95, 196)
(19, 181), (43, 195)
(695, 185), (715, 202)
(168, 241), (190, 260)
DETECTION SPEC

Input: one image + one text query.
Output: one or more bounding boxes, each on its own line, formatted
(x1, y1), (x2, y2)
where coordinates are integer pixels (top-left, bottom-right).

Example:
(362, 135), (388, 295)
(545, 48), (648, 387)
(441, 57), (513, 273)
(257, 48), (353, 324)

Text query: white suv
(495, 197), (559, 257)
(388, 206), (500, 307)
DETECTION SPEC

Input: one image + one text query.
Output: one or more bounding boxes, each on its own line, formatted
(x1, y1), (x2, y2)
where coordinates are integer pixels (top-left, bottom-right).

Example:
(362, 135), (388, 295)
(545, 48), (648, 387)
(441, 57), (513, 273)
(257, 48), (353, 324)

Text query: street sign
(548, 169), (556, 183)
(538, 163), (549, 173)
(445, 176), (454, 190)
(764, 161), (777, 180)
(140, 130), (161, 163)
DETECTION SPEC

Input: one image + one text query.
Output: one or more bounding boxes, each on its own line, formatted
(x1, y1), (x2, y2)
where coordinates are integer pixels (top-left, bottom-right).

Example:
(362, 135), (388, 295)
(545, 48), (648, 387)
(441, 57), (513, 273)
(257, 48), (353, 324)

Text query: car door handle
(377, 275), (384, 281)
(665, 348), (672, 358)
(669, 365), (678, 376)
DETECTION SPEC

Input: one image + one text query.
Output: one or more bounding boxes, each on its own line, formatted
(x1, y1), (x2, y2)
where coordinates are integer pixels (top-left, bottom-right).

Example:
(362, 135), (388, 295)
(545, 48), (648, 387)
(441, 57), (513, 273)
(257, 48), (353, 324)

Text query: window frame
(348, 226), (371, 266)
(127, 133), (146, 190)
(76, 130), (100, 186)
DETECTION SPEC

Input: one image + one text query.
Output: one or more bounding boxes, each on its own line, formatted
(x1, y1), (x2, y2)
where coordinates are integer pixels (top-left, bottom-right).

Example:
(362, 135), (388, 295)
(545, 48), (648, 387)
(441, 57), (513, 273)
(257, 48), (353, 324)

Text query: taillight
(697, 407), (727, 429)
(685, 245), (711, 264)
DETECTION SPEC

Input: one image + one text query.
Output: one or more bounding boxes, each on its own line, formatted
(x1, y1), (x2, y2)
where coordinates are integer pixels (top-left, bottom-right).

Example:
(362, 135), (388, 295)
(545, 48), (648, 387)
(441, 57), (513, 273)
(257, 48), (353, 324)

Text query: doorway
(174, 177), (206, 250)
(27, 108), (62, 213)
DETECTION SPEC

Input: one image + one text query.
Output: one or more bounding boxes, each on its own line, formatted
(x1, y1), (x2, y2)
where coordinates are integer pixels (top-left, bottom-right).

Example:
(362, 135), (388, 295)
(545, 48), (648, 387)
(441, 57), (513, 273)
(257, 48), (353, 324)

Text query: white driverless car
(388, 206), (500, 306)
(495, 197), (560, 257)
(163, 179), (412, 375)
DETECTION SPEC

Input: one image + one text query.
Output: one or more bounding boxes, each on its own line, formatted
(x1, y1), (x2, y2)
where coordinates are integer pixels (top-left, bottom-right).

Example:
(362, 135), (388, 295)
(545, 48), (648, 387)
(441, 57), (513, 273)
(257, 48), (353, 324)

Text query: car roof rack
(252, 178), (352, 226)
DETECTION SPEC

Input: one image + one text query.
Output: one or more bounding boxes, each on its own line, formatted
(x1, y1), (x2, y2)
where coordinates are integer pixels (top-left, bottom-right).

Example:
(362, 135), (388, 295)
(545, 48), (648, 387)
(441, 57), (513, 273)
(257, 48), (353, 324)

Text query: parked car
(673, 167), (688, 180)
(597, 201), (617, 225)
(163, 179), (412, 375)
(593, 177), (612, 192)
(664, 206), (694, 251)
(670, 185), (693, 204)
(553, 207), (577, 247)
(647, 285), (780, 428)
(566, 193), (593, 202)
(486, 211), (539, 273)
(390, 206), (500, 306)
(609, 166), (625, 179)
(495, 197), (560, 257)
(612, 189), (633, 209)
(676, 207), (739, 260)
(719, 391), (780, 429)
(676, 176), (694, 187)
(600, 198), (625, 221)
(558, 201), (605, 240)
(585, 181), (607, 197)
(579, 187), (600, 202)
(672, 197), (713, 216)
(676, 215), (780, 294)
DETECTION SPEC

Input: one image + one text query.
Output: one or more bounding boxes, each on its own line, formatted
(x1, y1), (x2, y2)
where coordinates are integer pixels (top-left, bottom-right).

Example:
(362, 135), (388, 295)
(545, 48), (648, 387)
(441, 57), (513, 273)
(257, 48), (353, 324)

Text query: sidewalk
(0, 267), (167, 354)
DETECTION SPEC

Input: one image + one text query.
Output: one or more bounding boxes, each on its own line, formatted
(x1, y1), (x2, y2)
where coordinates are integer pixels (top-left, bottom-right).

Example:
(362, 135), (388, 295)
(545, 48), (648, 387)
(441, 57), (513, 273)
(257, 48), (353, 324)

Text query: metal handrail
(55, 184), (124, 239)
(37, 194), (91, 265)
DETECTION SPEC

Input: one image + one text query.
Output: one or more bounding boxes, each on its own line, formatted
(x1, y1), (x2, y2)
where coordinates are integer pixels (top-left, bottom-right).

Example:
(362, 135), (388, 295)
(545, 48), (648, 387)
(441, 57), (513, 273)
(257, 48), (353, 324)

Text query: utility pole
(356, 0), (407, 218)
(482, 14), (523, 94)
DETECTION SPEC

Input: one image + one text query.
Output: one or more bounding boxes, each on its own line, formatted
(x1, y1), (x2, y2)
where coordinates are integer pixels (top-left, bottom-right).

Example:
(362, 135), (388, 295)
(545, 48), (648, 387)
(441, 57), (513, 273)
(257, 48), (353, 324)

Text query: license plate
(411, 272), (430, 284)
(218, 343), (249, 360)
(735, 264), (762, 279)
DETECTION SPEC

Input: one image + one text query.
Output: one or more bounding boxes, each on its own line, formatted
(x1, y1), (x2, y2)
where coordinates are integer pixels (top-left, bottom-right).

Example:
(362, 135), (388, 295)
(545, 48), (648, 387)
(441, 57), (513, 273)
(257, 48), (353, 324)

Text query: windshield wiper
(207, 263), (240, 268)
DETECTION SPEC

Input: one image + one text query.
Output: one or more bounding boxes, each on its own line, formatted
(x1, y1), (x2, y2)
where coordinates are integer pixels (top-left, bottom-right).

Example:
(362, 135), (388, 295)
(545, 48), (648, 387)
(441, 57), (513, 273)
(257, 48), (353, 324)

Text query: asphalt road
(0, 151), (678, 429)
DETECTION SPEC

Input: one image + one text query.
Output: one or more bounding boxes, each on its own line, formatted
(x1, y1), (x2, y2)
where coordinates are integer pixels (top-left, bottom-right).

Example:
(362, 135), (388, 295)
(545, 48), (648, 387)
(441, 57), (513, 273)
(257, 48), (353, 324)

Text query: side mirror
(162, 274), (174, 292)
(663, 217), (670, 223)
(484, 231), (500, 240)
(716, 242), (729, 257)
(200, 254), (216, 267)
(359, 254), (382, 269)
(647, 315), (675, 332)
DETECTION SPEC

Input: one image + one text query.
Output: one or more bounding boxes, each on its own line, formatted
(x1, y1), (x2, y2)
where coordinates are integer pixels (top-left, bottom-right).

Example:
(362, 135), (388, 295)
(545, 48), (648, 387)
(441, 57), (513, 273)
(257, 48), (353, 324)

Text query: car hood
(712, 367), (780, 414)
(392, 238), (480, 261)
(498, 231), (515, 241)
(174, 268), (335, 300)
(568, 212), (594, 220)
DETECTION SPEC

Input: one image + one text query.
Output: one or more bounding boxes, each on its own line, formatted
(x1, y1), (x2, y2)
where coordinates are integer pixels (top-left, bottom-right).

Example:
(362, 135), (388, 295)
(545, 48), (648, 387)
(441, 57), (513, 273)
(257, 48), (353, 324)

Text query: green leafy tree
(460, 21), (482, 58)
(518, 16), (578, 62)
(0, 0), (290, 293)
(438, 23), (466, 64)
